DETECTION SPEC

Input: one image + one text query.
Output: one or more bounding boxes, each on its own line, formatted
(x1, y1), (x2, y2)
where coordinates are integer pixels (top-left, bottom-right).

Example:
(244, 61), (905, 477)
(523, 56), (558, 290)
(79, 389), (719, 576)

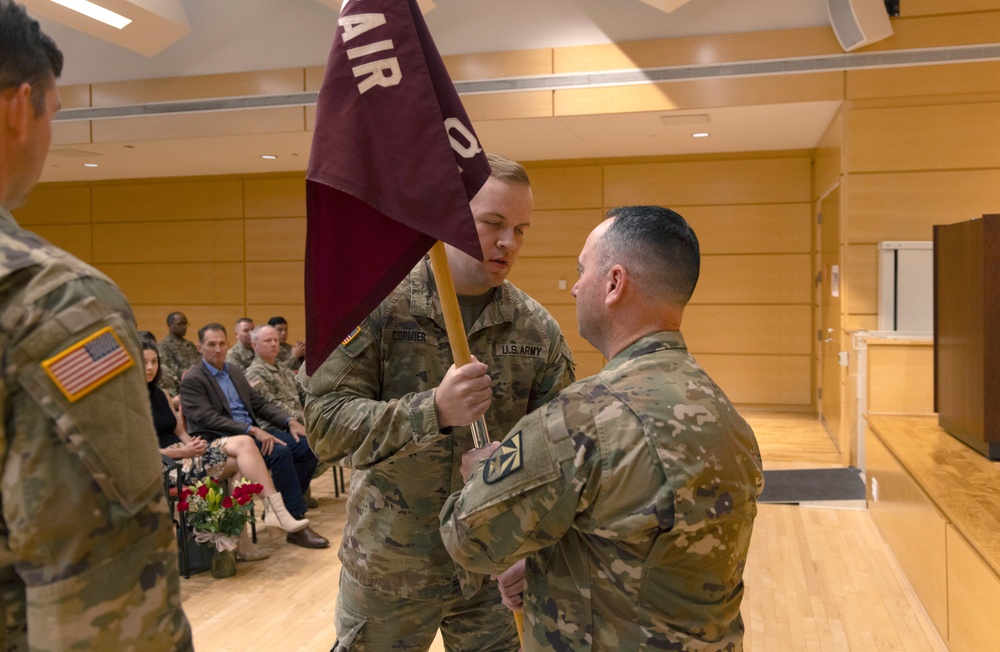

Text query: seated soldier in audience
(158, 311), (199, 396)
(246, 324), (322, 508)
(225, 317), (255, 371)
(268, 316), (306, 372)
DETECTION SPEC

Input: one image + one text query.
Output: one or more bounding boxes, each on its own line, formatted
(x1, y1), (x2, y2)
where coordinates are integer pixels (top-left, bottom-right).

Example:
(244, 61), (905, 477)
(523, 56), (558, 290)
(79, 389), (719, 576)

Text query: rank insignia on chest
(484, 431), (523, 484)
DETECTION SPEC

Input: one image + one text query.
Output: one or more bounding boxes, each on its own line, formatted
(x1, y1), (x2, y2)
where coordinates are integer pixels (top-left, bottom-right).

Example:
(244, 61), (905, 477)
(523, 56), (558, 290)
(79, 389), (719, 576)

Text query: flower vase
(211, 548), (237, 579)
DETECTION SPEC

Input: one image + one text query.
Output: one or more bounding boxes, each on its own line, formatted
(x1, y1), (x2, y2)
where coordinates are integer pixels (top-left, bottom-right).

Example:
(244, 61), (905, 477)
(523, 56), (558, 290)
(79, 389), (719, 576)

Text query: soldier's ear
(2, 83), (32, 142)
(605, 265), (627, 306)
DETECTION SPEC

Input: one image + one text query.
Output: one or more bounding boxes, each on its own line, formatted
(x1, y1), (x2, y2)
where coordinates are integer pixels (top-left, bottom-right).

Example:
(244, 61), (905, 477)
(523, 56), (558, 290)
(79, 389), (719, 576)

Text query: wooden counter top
(867, 415), (1000, 576)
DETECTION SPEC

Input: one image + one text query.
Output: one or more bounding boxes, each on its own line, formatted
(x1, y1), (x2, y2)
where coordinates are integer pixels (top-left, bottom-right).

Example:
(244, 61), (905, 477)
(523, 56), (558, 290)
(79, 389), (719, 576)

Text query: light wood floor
(180, 412), (947, 651)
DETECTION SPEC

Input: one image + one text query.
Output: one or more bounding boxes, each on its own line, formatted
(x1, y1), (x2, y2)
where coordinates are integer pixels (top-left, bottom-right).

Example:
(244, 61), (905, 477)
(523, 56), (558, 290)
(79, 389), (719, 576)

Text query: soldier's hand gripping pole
(429, 241), (491, 448)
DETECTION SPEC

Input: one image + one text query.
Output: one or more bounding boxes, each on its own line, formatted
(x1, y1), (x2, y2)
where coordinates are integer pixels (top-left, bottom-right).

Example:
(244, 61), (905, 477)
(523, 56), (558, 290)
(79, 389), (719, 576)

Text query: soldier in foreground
(441, 206), (764, 650)
(0, 2), (193, 648)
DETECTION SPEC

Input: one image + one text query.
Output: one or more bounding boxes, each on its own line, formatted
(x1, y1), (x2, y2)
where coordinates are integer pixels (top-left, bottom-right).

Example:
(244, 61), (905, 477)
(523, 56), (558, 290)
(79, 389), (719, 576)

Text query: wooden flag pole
(428, 241), (491, 448)
(429, 241), (527, 644)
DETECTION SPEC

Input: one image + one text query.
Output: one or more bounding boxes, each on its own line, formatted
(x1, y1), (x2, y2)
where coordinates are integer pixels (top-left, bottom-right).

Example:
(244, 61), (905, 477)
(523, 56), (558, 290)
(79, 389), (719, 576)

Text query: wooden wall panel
(506, 259), (578, 306)
(848, 103), (1000, 172)
(12, 185), (91, 225)
(845, 170), (1000, 243)
(244, 177), (306, 218)
(683, 305), (811, 355)
(444, 48), (553, 80)
(51, 121), (92, 146)
(573, 352), (605, 380)
(99, 262), (245, 305)
(520, 209), (603, 258)
(903, 0), (1000, 15)
(867, 11), (1000, 52)
(92, 220), (243, 263)
(91, 108), (305, 143)
(695, 353), (812, 406)
(31, 224), (92, 263)
(865, 427), (949, 638)
(813, 108), (843, 197)
(555, 73), (843, 117)
(947, 525), (1000, 652)
(679, 204), (811, 254)
(92, 180), (243, 223)
(133, 305), (246, 343)
(245, 217), (306, 262)
(91, 69), (304, 106)
(58, 84), (90, 109)
(848, 61), (1000, 100)
(463, 92), (553, 121)
(553, 27), (840, 73)
(526, 165), (603, 210)
(867, 341), (935, 415)
(605, 156), (811, 207)
(695, 254), (811, 305)
(245, 262), (304, 305)
(845, 243), (877, 317)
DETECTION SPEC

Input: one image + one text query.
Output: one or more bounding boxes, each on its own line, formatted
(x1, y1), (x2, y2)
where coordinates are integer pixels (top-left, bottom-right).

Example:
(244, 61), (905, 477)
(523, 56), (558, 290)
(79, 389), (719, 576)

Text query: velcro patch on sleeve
(484, 431), (524, 484)
(42, 326), (134, 403)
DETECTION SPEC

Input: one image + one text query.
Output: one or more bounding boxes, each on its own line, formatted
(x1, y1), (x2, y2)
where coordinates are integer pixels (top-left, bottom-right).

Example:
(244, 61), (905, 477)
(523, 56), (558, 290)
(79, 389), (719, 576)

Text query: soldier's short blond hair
(486, 153), (530, 186)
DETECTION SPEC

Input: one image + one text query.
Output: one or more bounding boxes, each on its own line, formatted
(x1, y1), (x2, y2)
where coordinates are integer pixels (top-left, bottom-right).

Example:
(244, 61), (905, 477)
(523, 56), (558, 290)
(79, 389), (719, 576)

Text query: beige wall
(17, 152), (813, 407)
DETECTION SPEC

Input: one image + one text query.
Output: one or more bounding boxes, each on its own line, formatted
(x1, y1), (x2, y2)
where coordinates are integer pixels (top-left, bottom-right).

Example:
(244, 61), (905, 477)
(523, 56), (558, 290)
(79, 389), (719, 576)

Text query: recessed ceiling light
(261, 154), (277, 160)
(692, 132), (710, 138)
(50, 0), (132, 29)
(83, 163), (99, 168)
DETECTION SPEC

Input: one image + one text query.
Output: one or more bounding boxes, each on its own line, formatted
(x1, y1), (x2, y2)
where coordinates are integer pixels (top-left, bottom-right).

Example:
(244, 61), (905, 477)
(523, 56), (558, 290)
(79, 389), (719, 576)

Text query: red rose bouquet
(178, 477), (263, 551)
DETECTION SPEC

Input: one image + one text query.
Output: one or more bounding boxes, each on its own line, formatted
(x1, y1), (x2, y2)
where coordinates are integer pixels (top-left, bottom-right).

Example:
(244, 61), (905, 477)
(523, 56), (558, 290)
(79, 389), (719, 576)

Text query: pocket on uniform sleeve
(16, 314), (162, 514)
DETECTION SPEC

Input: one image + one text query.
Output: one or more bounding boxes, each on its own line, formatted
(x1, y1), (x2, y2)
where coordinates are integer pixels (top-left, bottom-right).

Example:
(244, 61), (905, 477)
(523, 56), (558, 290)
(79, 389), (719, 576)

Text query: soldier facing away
(0, 2), (193, 649)
(441, 206), (764, 651)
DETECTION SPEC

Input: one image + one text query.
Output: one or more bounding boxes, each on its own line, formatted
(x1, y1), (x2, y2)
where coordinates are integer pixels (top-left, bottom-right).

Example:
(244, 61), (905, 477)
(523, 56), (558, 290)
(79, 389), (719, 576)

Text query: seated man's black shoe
(286, 526), (330, 549)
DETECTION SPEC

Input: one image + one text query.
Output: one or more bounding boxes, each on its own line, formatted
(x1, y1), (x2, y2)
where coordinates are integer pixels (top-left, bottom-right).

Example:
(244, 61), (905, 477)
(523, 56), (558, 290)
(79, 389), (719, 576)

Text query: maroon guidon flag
(305, 0), (491, 373)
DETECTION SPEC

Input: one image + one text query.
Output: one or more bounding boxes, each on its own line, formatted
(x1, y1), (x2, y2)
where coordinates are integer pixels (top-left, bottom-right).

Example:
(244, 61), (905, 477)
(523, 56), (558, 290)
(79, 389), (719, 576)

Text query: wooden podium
(933, 214), (1000, 460)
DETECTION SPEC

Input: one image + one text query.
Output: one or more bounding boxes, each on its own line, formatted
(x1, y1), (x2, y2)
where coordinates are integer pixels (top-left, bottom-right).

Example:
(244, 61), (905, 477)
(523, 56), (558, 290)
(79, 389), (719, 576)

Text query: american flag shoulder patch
(42, 326), (134, 403)
(341, 326), (362, 347)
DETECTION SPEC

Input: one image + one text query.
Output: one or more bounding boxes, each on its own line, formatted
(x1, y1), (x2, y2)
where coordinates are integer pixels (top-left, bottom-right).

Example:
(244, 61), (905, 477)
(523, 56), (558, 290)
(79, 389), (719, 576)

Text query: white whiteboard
(877, 241), (934, 334)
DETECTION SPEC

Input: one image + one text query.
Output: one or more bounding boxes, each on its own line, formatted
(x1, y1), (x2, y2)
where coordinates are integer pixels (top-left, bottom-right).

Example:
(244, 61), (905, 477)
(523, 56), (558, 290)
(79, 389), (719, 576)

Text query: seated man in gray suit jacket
(180, 322), (328, 549)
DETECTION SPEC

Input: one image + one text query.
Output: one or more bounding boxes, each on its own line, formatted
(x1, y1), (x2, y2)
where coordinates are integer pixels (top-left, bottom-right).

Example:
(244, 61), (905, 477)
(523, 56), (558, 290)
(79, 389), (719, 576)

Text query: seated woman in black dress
(143, 341), (308, 534)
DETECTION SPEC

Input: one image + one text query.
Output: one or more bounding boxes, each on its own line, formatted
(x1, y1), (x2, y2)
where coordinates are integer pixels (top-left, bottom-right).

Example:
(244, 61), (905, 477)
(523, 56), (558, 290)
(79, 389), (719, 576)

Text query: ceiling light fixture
(692, 132), (710, 138)
(261, 154), (277, 160)
(49, 0), (132, 29)
(83, 163), (99, 167)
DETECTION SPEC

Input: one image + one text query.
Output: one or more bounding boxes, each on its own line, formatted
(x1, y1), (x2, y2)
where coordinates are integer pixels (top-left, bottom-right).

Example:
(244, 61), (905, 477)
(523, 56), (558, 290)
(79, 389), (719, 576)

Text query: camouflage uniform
(0, 209), (193, 651)
(225, 340), (254, 371)
(302, 257), (575, 650)
(277, 341), (303, 372)
(157, 332), (199, 395)
(441, 331), (764, 651)
(245, 356), (305, 431)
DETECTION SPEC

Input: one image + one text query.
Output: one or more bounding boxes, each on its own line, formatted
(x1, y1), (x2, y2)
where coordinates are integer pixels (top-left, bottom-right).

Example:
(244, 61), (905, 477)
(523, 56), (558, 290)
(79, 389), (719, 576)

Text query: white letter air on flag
(42, 326), (134, 402)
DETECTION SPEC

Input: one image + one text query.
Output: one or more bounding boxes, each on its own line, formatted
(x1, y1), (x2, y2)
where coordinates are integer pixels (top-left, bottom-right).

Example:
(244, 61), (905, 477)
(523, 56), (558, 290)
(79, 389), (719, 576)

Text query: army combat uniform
(245, 356), (305, 431)
(441, 331), (764, 652)
(157, 332), (199, 395)
(225, 339), (254, 371)
(302, 258), (575, 651)
(0, 209), (193, 651)
(276, 341), (304, 372)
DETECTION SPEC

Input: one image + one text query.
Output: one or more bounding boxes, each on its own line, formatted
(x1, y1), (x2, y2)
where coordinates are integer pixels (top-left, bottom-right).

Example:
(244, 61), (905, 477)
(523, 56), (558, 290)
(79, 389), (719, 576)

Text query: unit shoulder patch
(484, 431), (524, 484)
